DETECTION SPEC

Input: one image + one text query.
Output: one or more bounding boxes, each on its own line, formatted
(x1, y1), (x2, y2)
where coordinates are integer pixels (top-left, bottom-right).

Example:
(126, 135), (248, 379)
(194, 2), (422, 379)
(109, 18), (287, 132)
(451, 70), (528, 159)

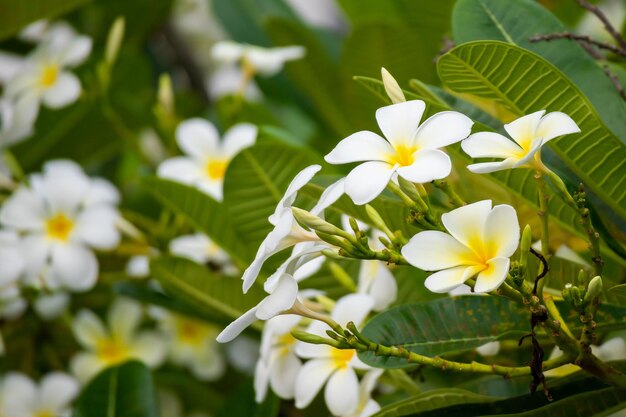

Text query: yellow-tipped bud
(381, 67), (405, 104)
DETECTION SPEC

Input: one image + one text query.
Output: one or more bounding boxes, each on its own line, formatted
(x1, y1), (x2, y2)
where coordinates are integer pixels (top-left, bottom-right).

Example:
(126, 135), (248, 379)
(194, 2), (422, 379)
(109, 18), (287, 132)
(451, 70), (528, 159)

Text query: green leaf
(72, 361), (158, 417)
(437, 41), (626, 223)
(0, 0), (89, 41)
(372, 389), (495, 417)
(359, 295), (626, 368)
(223, 142), (323, 249)
(451, 0), (626, 140)
(144, 177), (252, 267)
(150, 256), (265, 328)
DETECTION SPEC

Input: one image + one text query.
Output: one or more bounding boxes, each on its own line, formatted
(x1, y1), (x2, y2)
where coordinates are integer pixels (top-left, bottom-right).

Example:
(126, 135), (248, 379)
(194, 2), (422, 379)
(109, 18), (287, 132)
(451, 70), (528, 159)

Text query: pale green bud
(381, 67), (405, 104)
(105, 17), (125, 66)
(157, 73), (175, 117)
(584, 276), (603, 305)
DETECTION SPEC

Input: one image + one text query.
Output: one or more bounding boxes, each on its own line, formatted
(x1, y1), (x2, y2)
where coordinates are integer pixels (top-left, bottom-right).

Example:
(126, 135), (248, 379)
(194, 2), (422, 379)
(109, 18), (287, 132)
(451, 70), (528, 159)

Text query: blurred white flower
(126, 255), (151, 278)
(325, 100), (473, 205)
(547, 336), (626, 377)
(255, 314), (303, 402)
(0, 286), (27, 320)
(0, 97), (38, 148)
(153, 309), (226, 381)
(212, 41), (305, 77)
(285, 0), (345, 30)
(461, 110), (579, 174)
(402, 200), (520, 293)
(358, 260), (397, 311)
(206, 64), (262, 101)
(169, 232), (232, 269)
(0, 160), (121, 292)
(1, 372), (79, 417)
(295, 294), (374, 416)
(5, 22), (92, 119)
(158, 119), (257, 201)
(138, 128), (167, 166)
(70, 298), (166, 382)
(33, 291), (70, 320)
(225, 335), (260, 375)
(476, 341), (500, 357)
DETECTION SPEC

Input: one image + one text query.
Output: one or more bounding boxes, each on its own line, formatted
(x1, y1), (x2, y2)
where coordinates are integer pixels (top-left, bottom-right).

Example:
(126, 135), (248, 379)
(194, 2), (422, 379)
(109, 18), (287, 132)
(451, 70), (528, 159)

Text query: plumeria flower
(158, 119), (257, 201)
(325, 100), (473, 205)
(461, 110), (580, 173)
(211, 41), (305, 78)
(5, 22), (92, 119)
(295, 294), (374, 416)
(0, 160), (121, 292)
(152, 309), (226, 381)
(402, 200), (520, 293)
(1, 372), (79, 417)
(357, 230), (397, 311)
(169, 232), (233, 269)
(255, 314), (303, 402)
(207, 65), (262, 101)
(70, 298), (166, 382)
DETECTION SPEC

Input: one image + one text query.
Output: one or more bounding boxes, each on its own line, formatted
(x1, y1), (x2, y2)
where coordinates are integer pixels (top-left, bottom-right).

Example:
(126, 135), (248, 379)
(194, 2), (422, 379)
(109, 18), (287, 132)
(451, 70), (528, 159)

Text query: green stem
(432, 179), (466, 207)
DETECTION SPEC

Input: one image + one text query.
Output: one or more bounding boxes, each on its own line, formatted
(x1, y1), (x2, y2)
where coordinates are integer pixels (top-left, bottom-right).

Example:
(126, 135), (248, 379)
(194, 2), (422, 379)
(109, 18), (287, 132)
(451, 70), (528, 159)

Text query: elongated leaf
(73, 361), (158, 417)
(359, 295), (626, 368)
(451, 0), (626, 140)
(144, 177), (251, 267)
(0, 0), (90, 41)
(150, 256), (265, 328)
(372, 389), (495, 417)
(437, 41), (626, 223)
(223, 142), (323, 249)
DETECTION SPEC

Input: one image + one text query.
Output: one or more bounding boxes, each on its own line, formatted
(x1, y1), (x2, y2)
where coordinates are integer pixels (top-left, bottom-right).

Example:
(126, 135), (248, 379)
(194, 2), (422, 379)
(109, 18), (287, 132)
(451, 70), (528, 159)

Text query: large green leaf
(0, 0), (89, 41)
(372, 389), (495, 417)
(150, 256), (265, 328)
(144, 177), (252, 267)
(451, 0), (626, 140)
(437, 41), (626, 223)
(359, 295), (626, 368)
(223, 141), (323, 249)
(72, 361), (158, 417)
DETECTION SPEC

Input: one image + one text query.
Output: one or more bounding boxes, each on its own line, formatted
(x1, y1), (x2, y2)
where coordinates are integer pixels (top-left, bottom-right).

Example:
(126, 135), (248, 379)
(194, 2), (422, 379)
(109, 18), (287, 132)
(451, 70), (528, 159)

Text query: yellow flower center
(97, 339), (132, 365)
(46, 213), (74, 241)
(40, 65), (59, 88)
(176, 317), (210, 344)
(330, 347), (355, 369)
(205, 160), (228, 180)
(275, 332), (297, 356)
(387, 144), (417, 167)
(34, 411), (54, 417)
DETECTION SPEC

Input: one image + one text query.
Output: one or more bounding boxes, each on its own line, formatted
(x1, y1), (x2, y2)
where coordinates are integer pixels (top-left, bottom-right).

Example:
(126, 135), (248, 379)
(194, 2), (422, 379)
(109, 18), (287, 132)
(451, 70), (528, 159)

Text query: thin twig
(577, 0), (626, 50)
(529, 32), (626, 58)
(603, 65), (626, 101)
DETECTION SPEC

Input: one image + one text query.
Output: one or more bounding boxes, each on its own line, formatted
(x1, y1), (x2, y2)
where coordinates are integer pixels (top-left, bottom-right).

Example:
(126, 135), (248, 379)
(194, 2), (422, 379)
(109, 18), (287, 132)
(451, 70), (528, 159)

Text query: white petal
(70, 352), (105, 382)
(254, 360), (271, 403)
(221, 123), (257, 158)
(363, 262), (397, 311)
(345, 161), (395, 205)
(474, 257), (510, 293)
(269, 351), (301, 399)
(157, 157), (203, 184)
(169, 233), (211, 264)
(484, 204), (520, 258)
(441, 200), (492, 249)
(0, 51), (24, 83)
(247, 46), (305, 76)
(311, 177), (345, 216)
(83, 178), (120, 206)
(537, 111), (580, 143)
(2, 373), (37, 415)
(0, 247), (24, 287)
(39, 372), (80, 411)
(269, 165), (321, 225)
(396, 149), (451, 183)
(38, 162), (91, 213)
(461, 132), (523, 159)
(108, 298), (143, 342)
(504, 110), (545, 150)
(216, 306), (260, 343)
(126, 255), (150, 278)
(360, 399), (382, 417)
(424, 265), (484, 293)
(131, 332), (167, 367)
(375, 100), (425, 148)
(42, 72), (81, 108)
(72, 309), (107, 348)
(325, 367), (360, 416)
(324, 131), (394, 164)
(476, 341), (500, 357)
(256, 275), (299, 320)
(50, 244), (98, 291)
(60, 36), (92, 67)
(19, 234), (50, 281)
(414, 111), (473, 149)
(0, 187), (46, 231)
(74, 206), (120, 249)
(467, 159), (518, 174)
(402, 231), (475, 271)
(331, 293), (374, 327)
(211, 41), (244, 64)
(176, 118), (220, 160)
(34, 292), (69, 320)
(294, 358), (336, 409)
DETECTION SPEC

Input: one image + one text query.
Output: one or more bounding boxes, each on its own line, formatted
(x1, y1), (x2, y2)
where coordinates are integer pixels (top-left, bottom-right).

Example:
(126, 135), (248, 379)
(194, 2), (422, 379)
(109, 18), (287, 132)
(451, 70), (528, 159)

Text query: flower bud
(291, 207), (346, 237)
(381, 67), (405, 104)
(157, 73), (175, 117)
(364, 205), (393, 238)
(105, 17), (125, 66)
(584, 276), (603, 305)
(291, 330), (339, 347)
(519, 224), (532, 269)
(398, 176), (423, 204)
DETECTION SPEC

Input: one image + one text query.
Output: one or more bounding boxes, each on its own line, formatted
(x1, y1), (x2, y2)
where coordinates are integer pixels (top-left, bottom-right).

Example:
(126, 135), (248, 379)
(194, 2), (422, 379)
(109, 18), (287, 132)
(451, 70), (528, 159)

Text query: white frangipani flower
(295, 294), (374, 416)
(461, 110), (580, 174)
(6, 22), (92, 119)
(211, 41), (305, 77)
(206, 64), (262, 101)
(169, 232), (232, 267)
(254, 314), (303, 402)
(153, 309), (226, 381)
(0, 160), (121, 292)
(325, 100), (473, 205)
(1, 372), (79, 417)
(70, 298), (166, 382)
(158, 119), (257, 201)
(402, 200), (520, 293)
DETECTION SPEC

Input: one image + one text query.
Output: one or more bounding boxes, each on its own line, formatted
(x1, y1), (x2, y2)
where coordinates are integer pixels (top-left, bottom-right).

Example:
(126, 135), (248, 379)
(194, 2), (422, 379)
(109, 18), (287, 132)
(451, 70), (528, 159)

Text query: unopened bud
(105, 17), (125, 66)
(398, 176), (423, 203)
(291, 207), (345, 236)
(584, 276), (603, 305)
(577, 269), (587, 287)
(562, 283), (573, 304)
(381, 67), (405, 104)
(365, 205), (393, 238)
(519, 224), (532, 268)
(292, 330), (338, 346)
(157, 73), (175, 117)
